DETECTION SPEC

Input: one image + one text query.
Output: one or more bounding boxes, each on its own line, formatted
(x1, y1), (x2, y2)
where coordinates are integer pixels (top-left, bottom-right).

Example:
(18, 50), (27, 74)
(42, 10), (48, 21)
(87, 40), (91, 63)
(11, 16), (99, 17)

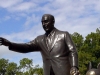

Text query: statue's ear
(97, 63), (100, 70)
(87, 61), (92, 70)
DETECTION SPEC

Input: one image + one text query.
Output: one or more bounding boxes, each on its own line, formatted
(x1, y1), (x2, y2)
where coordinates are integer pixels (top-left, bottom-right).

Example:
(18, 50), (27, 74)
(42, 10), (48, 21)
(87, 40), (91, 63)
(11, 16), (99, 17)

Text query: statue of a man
(0, 14), (79, 75)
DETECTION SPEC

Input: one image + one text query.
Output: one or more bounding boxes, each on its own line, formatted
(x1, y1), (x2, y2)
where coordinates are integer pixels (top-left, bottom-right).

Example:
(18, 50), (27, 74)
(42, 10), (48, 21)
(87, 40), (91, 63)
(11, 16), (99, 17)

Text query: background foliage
(71, 28), (100, 75)
(0, 58), (43, 75)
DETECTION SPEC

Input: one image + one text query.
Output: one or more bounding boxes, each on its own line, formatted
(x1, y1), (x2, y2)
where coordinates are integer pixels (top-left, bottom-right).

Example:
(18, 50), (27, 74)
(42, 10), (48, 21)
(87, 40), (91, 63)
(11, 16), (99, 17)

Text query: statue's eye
(42, 20), (49, 23)
(44, 20), (49, 23)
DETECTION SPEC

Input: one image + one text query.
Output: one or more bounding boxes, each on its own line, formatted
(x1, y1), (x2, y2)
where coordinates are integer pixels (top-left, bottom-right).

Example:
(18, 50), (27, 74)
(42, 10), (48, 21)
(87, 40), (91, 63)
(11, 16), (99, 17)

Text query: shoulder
(56, 28), (70, 35)
(55, 29), (71, 39)
(36, 34), (44, 40)
(31, 34), (44, 44)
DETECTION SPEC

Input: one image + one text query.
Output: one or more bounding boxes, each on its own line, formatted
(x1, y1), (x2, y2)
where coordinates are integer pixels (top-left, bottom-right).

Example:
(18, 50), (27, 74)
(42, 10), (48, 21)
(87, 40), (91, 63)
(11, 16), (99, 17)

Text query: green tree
(78, 50), (96, 75)
(0, 58), (43, 75)
(71, 32), (84, 50)
(96, 27), (100, 33)
(19, 58), (33, 74)
(19, 58), (33, 70)
(0, 58), (8, 75)
(33, 65), (43, 75)
(84, 31), (100, 64)
(16, 71), (23, 75)
(6, 62), (18, 75)
(76, 28), (100, 75)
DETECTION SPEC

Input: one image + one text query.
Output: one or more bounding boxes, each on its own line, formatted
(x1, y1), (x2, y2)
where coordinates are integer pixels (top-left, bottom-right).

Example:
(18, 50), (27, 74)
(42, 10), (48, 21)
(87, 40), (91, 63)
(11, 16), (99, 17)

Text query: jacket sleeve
(65, 31), (78, 68)
(9, 37), (41, 53)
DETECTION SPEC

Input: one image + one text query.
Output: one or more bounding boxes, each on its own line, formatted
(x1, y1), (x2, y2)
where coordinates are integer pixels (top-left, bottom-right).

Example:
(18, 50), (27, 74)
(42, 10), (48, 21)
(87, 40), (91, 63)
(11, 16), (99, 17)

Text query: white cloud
(0, 23), (44, 43)
(0, 0), (22, 8)
(0, 0), (100, 66)
(0, 16), (11, 23)
(24, 14), (40, 27)
(3, 16), (11, 21)
(9, 2), (36, 12)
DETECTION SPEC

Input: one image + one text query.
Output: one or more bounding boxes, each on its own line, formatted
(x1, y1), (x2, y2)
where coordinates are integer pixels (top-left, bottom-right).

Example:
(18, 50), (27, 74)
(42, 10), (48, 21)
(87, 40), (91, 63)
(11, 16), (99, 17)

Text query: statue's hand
(70, 67), (80, 75)
(0, 37), (11, 46)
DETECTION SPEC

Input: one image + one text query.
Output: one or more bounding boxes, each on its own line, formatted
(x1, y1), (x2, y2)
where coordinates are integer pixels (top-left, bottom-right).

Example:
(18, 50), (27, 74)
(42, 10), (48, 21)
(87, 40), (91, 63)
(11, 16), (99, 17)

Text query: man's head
(41, 14), (55, 33)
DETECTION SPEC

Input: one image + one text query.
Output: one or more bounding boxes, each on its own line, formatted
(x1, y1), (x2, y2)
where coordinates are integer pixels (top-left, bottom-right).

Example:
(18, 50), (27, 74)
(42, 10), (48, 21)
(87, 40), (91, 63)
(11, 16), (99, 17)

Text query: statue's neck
(46, 27), (55, 36)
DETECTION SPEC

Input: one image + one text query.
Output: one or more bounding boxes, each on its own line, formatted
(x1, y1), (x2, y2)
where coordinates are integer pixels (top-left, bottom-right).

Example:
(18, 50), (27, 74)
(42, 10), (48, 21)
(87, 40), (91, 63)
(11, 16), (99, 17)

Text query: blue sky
(0, 0), (100, 66)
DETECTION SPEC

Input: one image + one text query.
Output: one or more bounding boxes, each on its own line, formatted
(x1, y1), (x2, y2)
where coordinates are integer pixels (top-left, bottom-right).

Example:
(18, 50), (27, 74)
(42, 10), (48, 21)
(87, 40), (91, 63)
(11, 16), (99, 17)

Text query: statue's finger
(70, 71), (76, 75)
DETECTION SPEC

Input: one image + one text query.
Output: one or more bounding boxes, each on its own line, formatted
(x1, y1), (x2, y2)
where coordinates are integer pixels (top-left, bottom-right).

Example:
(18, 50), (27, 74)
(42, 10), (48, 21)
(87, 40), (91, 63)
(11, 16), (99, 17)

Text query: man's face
(41, 15), (54, 33)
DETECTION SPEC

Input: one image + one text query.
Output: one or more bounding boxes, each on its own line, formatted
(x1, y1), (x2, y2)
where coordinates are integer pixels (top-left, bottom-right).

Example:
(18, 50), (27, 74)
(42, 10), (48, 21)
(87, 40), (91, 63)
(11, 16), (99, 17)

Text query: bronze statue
(86, 62), (100, 75)
(0, 14), (79, 75)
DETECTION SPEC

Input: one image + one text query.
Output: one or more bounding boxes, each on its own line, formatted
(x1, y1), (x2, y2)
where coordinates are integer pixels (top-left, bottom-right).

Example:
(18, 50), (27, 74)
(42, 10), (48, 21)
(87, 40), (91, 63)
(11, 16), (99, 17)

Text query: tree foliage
(0, 58), (43, 75)
(19, 58), (33, 72)
(0, 58), (8, 75)
(71, 27), (100, 75)
(6, 62), (17, 75)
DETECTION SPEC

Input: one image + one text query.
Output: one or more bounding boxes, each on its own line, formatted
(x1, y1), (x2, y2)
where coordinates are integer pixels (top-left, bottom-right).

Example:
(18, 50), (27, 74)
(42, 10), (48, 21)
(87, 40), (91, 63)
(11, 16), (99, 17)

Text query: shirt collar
(45, 27), (56, 37)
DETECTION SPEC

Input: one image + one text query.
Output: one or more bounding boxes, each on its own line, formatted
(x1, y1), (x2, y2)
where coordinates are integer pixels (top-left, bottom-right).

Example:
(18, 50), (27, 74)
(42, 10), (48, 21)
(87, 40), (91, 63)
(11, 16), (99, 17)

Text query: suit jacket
(9, 28), (78, 75)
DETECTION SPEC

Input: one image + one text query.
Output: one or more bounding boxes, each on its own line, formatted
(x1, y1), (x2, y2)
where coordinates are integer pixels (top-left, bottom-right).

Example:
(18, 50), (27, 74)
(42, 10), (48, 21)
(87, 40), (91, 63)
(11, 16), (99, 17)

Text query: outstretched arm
(0, 37), (11, 46)
(0, 37), (40, 53)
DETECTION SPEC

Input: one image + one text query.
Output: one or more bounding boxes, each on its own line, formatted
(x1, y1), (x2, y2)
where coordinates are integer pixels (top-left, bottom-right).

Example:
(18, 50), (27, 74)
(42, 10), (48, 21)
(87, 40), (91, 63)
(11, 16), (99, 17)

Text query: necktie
(46, 35), (52, 51)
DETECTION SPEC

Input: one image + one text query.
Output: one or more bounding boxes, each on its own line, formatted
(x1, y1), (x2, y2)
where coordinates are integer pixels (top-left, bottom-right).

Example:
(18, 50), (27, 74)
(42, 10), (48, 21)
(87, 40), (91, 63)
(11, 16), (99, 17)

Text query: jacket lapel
(42, 35), (48, 50)
(49, 29), (58, 52)
(42, 28), (59, 52)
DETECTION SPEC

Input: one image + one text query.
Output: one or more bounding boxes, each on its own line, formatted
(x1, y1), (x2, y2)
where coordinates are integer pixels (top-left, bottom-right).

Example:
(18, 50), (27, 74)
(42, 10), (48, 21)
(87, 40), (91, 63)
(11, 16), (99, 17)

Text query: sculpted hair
(41, 14), (55, 23)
